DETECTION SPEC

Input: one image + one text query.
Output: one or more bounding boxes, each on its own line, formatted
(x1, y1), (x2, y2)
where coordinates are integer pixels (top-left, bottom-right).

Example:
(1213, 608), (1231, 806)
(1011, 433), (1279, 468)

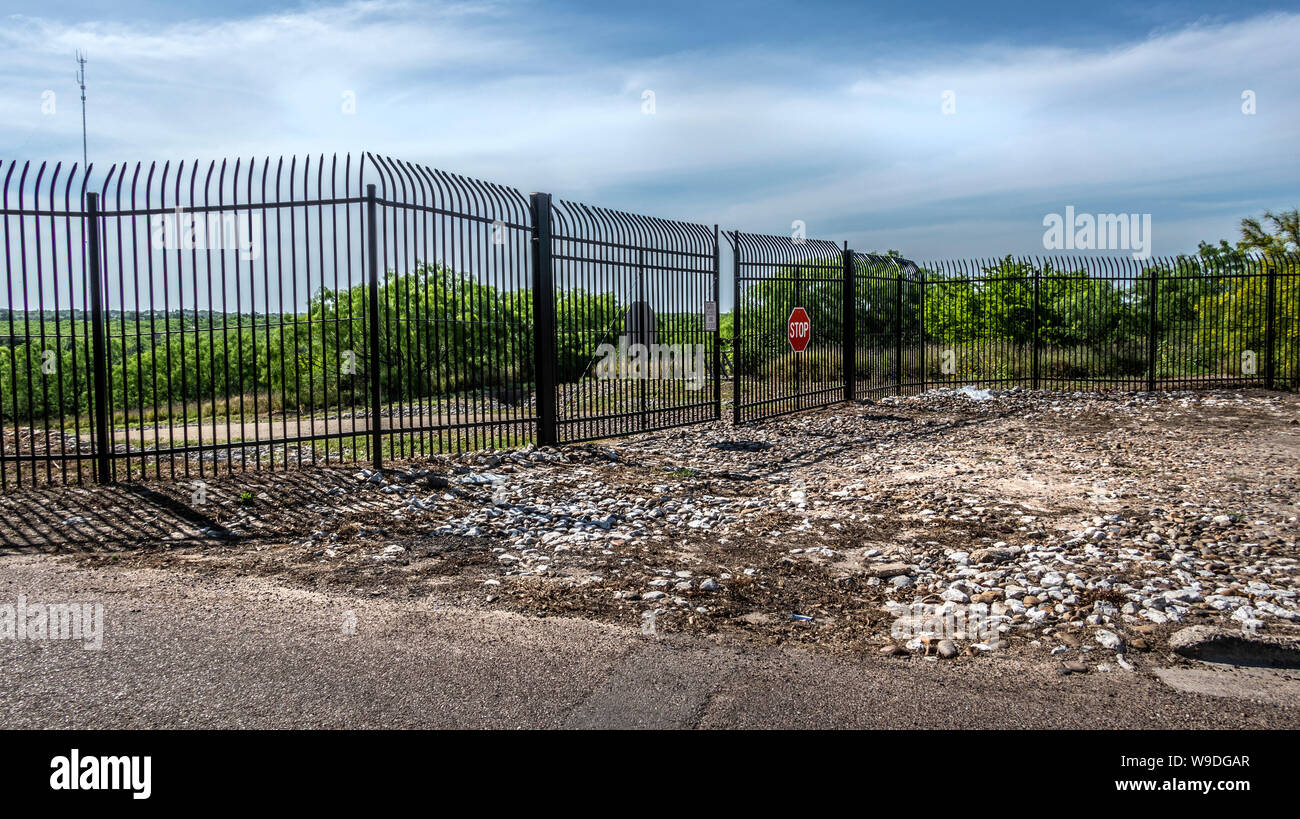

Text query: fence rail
(1, 153), (1296, 487)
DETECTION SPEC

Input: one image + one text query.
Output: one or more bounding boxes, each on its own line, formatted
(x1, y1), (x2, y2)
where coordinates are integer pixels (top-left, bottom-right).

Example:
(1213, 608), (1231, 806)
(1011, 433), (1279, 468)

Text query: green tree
(1239, 209), (1299, 256)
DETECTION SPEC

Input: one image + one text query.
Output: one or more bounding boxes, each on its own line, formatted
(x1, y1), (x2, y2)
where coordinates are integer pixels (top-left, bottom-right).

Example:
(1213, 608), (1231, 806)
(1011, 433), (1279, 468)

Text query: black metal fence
(1, 153), (545, 487)
(2, 153), (1297, 487)
(544, 197), (720, 443)
(730, 233), (848, 422)
(852, 253), (924, 400)
(371, 157), (537, 460)
(734, 248), (1299, 422)
(916, 255), (1299, 393)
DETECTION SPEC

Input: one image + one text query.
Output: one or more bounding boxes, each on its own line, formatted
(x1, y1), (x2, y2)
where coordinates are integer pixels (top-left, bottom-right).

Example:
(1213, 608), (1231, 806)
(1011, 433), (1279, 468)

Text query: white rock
(1095, 630), (1124, 651)
(942, 588), (970, 604)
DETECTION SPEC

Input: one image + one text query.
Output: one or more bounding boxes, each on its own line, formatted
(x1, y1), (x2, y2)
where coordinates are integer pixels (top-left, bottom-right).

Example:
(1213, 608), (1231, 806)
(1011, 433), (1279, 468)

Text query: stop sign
(787, 306), (811, 352)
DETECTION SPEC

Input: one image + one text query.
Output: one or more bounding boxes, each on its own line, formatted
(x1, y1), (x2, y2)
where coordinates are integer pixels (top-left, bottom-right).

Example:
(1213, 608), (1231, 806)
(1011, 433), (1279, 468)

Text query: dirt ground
(3, 387), (1299, 679)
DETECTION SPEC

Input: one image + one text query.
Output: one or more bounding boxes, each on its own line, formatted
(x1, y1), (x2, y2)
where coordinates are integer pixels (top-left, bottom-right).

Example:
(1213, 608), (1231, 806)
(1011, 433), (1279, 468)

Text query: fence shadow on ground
(696, 403), (1021, 483)
(0, 466), (393, 552)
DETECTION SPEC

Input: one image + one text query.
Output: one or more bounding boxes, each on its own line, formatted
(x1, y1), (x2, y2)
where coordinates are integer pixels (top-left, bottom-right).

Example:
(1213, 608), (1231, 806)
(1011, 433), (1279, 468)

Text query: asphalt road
(1, 554), (1296, 729)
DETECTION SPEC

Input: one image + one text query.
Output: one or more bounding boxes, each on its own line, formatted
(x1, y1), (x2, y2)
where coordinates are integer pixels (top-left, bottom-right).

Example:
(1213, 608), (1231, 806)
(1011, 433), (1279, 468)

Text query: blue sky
(2, 0), (1298, 259)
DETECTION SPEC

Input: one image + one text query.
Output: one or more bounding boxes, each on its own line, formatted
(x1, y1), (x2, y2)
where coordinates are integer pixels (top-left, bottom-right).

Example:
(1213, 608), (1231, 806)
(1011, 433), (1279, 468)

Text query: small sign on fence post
(704, 301), (718, 333)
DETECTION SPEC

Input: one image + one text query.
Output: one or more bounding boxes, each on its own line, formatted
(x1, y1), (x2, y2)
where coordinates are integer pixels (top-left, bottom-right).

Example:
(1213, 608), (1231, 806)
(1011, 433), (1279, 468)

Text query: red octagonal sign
(787, 306), (811, 352)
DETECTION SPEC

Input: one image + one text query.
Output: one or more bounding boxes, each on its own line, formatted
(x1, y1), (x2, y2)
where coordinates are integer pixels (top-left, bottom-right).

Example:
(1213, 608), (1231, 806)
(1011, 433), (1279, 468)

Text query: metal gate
(730, 232), (849, 422)
(369, 156), (537, 458)
(852, 252), (923, 397)
(537, 198), (720, 443)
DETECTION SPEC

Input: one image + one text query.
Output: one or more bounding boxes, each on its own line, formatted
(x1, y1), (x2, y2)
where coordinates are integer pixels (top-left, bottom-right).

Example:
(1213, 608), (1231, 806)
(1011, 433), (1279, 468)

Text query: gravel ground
(4, 387), (1299, 680)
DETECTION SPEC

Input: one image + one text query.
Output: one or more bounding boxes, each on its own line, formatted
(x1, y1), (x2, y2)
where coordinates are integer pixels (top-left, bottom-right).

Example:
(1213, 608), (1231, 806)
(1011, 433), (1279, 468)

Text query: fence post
(732, 233), (742, 425)
(529, 192), (558, 447)
(1264, 263), (1277, 390)
(85, 192), (112, 484)
(918, 271), (927, 394)
(365, 184), (383, 471)
(1032, 266), (1041, 390)
(843, 245), (855, 402)
(894, 263), (904, 392)
(713, 225), (722, 419)
(1146, 267), (1159, 393)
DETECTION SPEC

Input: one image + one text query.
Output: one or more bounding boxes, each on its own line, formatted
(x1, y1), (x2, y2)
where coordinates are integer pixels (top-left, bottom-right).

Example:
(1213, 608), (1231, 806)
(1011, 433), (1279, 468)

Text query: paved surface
(2, 553), (1297, 729)
(1152, 666), (1300, 709)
